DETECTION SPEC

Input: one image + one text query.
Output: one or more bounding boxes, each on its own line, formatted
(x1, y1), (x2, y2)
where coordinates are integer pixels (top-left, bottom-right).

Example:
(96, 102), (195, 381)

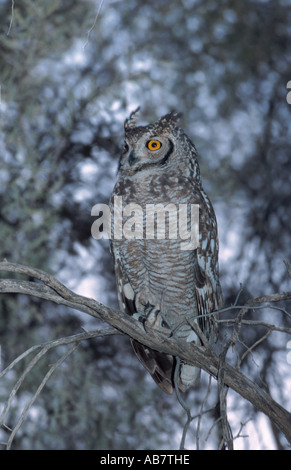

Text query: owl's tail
(130, 338), (201, 394)
(131, 339), (175, 394)
(179, 363), (201, 392)
(174, 320), (202, 391)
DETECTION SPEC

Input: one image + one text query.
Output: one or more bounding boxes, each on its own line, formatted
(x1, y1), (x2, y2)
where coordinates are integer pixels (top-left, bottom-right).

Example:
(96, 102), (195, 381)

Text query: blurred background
(0, 0), (290, 450)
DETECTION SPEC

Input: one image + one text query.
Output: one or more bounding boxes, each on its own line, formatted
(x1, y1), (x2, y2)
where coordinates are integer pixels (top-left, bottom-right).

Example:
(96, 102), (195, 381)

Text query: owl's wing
(193, 190), (223, 342)
(111, 244), (175, 394)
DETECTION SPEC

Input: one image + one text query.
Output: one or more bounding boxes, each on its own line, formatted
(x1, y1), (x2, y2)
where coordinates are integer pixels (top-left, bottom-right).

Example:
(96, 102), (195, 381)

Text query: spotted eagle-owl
(109, 109), (222, 394)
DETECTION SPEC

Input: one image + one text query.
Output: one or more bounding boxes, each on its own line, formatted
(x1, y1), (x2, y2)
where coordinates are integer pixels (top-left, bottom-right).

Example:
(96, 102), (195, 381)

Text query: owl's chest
(113, 172), (194, 207)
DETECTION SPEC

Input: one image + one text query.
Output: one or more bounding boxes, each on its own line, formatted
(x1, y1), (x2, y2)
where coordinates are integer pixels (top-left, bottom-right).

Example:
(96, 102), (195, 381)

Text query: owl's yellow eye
(146, 140), (162, 151)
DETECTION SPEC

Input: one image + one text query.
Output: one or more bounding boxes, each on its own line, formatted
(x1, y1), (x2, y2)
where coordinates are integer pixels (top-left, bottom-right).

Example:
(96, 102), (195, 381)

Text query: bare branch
(83, 0), (105, 49)
(196, 375), (213, 450)
(6, 0), (15, 36)
(237, 329), (273, 369)
(0, 326), (120, 448)
(1, 260), (291, 445)
(6, 343), (80, 450)
(0, 327), (120, 380)
(217, 319), (291, 335)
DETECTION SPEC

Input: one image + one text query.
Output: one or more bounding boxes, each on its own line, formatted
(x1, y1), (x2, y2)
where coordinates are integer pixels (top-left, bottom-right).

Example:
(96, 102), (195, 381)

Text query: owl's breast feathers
(109, 171), (222, 392)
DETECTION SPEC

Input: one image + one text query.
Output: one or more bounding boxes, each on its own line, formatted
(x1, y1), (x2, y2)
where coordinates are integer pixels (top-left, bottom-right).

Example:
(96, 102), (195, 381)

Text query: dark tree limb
(1, 260), (291, 445)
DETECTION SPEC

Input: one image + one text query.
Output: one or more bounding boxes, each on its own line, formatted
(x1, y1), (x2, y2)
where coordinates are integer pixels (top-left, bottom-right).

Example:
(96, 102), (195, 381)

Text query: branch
(0, 327), (119, 380)
(6, 343), (79, 450)
(1, 261), (291, 445)
(0, 327), (119, 449)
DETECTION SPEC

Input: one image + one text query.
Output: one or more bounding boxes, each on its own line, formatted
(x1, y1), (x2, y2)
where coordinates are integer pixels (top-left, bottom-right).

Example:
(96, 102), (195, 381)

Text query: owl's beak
(128, 151), (137, 166)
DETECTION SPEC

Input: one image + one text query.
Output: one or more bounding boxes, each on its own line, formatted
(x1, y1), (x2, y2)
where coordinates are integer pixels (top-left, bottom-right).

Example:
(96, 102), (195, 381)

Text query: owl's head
(118, 108), (199, 178)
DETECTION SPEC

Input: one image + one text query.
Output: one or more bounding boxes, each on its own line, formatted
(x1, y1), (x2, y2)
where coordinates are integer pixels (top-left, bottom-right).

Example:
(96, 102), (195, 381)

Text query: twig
(232, 419), (251, 443)
(217, 348), (233, 450)
(0, 327), (119, 379)
(205, 416), (221, 443)
(83, 0), (105, 49)
(0, 327), (119, 443)
(6, 0), (14, 36)
(217, 382), (233, 450)
(0, 345), (51, 429)
(237, 329), (273, 369)
(217, 303), (291, 320)
(6, 343), (79, 450)
(196, 375), (213, 450)
(216, 319), (291, 335)
(234, 284), (245, 306)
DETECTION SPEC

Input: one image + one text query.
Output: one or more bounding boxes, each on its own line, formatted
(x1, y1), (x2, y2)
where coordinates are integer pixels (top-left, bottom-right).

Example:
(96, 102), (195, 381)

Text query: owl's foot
(132, 302), (158, 331)
(132, 312), (147, 330)
(172, 319), (200, 344)
(133, 302), (172, 336)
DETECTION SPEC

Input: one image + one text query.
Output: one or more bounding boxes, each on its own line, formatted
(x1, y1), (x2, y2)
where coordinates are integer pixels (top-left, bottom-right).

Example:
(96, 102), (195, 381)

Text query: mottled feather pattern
(110, 110), (223, 393)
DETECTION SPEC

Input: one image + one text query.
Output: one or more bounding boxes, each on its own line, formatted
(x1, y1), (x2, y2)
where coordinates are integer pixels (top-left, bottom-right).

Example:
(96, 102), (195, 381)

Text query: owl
(109, 108), (223, 394)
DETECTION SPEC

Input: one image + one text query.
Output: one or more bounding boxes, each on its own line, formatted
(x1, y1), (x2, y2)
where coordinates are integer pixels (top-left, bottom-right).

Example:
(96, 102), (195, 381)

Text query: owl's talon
(142, 317), (148, 332)
(132, 312), (148, 332)
(144, 301), (155, 315)
(133, 312), (145, 322)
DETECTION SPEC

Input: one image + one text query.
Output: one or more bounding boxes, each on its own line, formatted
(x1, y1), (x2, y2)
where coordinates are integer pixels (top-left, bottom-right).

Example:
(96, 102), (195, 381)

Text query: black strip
(135, 139), (174, 172)
(158, 139), (174, 166)
(128, 151), (136, 166)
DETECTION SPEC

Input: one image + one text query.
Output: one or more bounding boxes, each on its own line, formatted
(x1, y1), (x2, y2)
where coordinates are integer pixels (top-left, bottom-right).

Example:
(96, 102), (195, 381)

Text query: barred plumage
(110, 109), (223, 394)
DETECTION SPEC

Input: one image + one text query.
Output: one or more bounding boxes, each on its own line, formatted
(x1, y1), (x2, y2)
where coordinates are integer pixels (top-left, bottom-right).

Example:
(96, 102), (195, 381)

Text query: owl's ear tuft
(157, 110), (183, 129)
(124, 107), (141, 130)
